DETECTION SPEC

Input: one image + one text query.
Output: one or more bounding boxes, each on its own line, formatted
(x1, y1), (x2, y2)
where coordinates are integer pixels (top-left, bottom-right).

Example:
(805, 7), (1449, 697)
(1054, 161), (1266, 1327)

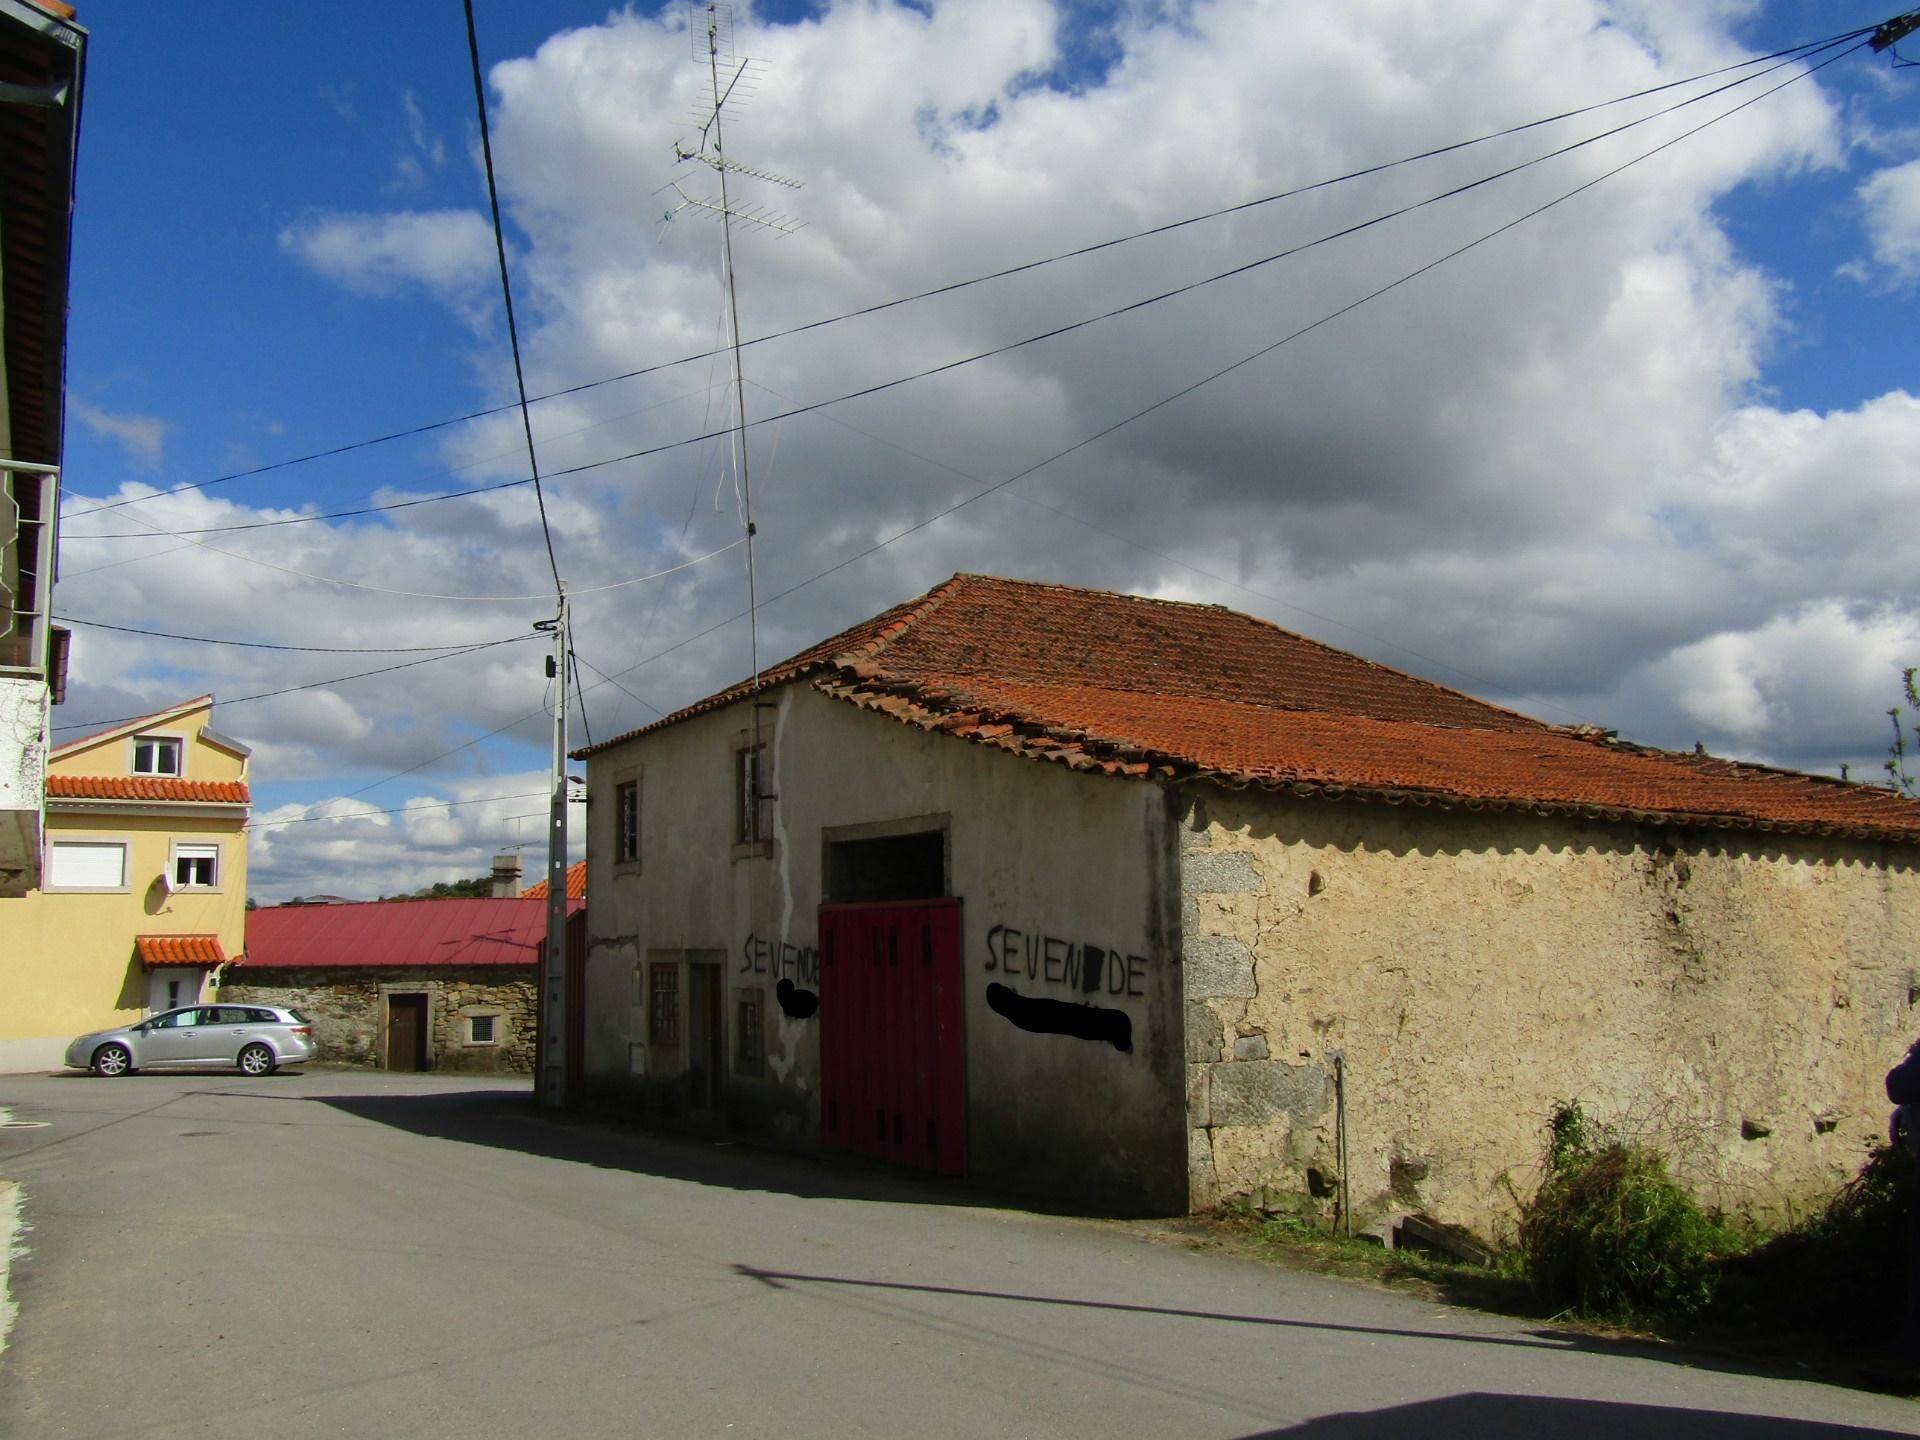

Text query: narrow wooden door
(686, 963), (724, 1111)
(387, 994), (428, 1071)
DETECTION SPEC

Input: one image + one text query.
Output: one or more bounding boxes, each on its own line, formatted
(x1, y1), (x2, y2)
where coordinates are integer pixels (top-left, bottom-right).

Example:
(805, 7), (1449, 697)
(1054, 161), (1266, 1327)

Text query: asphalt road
(1, 1068), (1915, 1440)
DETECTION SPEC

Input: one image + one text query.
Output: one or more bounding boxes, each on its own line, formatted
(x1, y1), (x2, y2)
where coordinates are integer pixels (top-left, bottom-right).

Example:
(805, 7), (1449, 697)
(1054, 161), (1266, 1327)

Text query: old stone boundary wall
(1180, 787), (1919, 1238)
(220, 967), (537, 1074)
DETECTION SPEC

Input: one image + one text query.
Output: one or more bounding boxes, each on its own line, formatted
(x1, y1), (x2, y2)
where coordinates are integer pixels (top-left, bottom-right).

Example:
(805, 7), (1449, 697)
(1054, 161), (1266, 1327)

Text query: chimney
(491, 853), (522, 898)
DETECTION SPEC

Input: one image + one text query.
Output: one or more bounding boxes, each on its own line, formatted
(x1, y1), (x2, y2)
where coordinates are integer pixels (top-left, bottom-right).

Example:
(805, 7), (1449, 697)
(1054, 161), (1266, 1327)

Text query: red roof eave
(136, 935), (227, 969)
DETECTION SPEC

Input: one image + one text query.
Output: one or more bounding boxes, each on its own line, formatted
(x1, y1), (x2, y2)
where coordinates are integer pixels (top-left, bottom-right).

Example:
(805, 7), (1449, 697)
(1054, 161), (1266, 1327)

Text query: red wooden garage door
(818, 899), (964, 1176)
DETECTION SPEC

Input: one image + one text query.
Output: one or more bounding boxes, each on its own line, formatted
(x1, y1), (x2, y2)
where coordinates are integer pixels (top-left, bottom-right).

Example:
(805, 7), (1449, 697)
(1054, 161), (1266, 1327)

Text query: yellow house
(0, 695), (250, 1071)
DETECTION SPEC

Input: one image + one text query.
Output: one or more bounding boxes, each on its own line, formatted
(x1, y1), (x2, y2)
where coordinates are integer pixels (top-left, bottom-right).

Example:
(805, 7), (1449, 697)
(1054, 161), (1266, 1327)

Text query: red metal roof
(242, 896), (581, 970)
(582, 573), (1920, 846)
(523, 861), (586, 901)
(47, 774), (249, 803)
(136, 935), (226, 969)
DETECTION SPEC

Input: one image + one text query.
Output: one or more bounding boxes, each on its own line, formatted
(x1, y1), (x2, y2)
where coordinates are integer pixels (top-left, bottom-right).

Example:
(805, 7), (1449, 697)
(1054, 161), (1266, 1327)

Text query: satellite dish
(152, 871), (175, 897)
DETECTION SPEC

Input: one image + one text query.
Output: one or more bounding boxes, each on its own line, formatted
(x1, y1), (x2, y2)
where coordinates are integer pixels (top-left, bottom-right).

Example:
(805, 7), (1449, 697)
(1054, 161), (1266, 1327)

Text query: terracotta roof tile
(48, 775), (249, 803)
(136, 935), (227, 968)
(583, 574), (1920, 845)
(523, 861), (586, 901)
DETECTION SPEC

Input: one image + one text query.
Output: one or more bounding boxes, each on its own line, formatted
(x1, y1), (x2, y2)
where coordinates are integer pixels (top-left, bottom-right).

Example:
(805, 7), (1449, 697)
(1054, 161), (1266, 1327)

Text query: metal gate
(818, 899), (964, 1176)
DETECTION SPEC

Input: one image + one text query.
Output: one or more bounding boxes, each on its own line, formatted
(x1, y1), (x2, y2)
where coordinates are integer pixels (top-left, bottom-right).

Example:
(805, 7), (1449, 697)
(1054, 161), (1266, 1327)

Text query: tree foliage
(1889, 667), (1920, 797)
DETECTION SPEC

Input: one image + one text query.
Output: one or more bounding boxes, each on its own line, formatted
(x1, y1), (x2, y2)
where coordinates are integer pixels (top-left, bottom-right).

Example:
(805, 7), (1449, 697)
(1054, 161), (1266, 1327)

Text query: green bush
(1518, 1101), (1741, 1319)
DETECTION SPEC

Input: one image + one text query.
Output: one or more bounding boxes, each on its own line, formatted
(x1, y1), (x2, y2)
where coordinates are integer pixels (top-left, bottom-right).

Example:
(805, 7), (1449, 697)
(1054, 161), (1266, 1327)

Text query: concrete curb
(0, 1102), (18, 1363)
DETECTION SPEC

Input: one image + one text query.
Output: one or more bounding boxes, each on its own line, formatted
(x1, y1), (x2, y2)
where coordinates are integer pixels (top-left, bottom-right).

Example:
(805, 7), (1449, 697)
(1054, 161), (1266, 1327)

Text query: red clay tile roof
(47, 775), (249, 804)
(136, 935), (227, 968)
(523, 861), (586, 901)
(580, 574), (1920, 845)
(242, 896), (581, 970)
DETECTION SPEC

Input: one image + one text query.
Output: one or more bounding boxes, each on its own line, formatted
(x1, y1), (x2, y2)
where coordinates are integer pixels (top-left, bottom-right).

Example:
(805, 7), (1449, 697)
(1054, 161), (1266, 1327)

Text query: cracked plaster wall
(1180, 786), (1920, 1238)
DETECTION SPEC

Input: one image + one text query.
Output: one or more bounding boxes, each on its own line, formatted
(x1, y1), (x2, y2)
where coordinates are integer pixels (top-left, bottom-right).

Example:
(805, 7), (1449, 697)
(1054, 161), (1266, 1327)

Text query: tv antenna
(660, 2), (802, 880)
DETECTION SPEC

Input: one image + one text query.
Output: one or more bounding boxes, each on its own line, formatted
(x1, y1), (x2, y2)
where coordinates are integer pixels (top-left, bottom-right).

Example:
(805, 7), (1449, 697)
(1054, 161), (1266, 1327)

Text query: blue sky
(48, 1), (1920, 898)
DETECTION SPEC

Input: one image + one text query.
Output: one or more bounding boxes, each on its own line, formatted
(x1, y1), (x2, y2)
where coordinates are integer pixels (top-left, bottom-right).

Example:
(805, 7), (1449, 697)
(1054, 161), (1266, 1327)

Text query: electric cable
(56, 20), (1875, 523)
(63, 378), (716, 540)
(56, 616), (530, 653)
(464, 0), (563, 600)
(568, 643), (593, 747)
(247, 789), (553, 832)
(573, 35), (1866, 736)
(49, 636), (534, 734)
(142, 29), (1882, 837)
(56, 32), (1846, 554)
(61, 487), (743, 600)
(571, 650), (666, 721)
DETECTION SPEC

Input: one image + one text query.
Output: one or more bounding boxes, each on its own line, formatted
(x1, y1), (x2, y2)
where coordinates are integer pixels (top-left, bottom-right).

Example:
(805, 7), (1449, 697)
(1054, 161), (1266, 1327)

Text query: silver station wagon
(65, 1004), (317, 1077)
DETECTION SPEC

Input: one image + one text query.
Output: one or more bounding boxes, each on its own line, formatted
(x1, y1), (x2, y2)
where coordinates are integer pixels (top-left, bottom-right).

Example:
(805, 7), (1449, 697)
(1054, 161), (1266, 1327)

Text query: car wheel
(237, 1043), (277, 1077)
(91, 1043), (132, 1077)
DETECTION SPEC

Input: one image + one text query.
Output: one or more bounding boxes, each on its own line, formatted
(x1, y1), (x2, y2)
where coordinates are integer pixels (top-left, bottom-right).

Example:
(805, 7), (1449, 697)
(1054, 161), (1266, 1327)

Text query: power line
(247, 788), (555, 832)
(572, 35), (1864, 739)
(741, 375), (1600, 729)
(55, 36), (1844, 556)
(137, 29), (1882, 839)
(572, 649), (666, 720)
(55, 22), (1873, 524)
(60, 487), (743, 601)
(463, 0), (563, 601)
(568, 642), (593, 747)
(50, 636), (534, 734)
(61, 379), (718, 541)
(56, 615), (530, 653)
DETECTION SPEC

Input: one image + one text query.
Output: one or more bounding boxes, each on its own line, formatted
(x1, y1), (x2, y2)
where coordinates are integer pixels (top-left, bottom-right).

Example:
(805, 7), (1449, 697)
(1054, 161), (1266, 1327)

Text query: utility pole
(536, 587), (569, 1109)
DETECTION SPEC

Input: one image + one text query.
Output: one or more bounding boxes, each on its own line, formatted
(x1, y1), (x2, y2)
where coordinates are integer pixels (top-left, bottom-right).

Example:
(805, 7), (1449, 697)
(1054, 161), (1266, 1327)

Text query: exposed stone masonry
(220, 966), (537, 1074)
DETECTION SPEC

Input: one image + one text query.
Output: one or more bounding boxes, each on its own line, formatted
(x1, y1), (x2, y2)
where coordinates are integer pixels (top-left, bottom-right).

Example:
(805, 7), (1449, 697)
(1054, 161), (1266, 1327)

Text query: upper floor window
(173, 842), (219, 889)
(616, 778), (640, 864)
(45, 839), (128, 890)
(132, 736), (181, 776)
(734, 745), (770, 845)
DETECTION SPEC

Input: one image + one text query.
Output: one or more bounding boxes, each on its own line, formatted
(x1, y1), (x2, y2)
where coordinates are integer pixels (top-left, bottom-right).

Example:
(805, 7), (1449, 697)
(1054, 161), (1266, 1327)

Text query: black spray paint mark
(775, 978), (819, 1020)
(982, 924), (1148, 997)
(985, 982), (1132, 1054)
(740, 934), (821, 987)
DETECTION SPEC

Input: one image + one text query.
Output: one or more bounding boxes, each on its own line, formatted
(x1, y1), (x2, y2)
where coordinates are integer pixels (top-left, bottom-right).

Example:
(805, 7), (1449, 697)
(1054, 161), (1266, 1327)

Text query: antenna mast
(666, 2), (804, 699)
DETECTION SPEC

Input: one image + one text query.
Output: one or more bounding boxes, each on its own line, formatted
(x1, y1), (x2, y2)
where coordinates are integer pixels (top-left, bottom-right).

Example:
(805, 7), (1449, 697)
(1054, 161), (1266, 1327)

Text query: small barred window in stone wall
(469, 1014), (496, 1045)
(735, 988), (764, 1076)
(650, 964), (679, 1046)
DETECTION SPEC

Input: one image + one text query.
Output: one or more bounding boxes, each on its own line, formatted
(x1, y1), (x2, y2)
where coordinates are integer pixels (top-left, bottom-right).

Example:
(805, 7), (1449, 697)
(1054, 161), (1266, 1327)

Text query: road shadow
(310, 1085), (1920, 1401)
(728, 1261), (1920, 1395)
(307, 1082), (1077, 1215)
(1237, 1393), (1917, 1438)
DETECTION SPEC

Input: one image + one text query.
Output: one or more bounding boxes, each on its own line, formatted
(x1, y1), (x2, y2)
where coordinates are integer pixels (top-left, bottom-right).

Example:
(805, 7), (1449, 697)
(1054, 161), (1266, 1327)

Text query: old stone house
(225, 894), (578, 1074)
(574, 573), (1920, 1232)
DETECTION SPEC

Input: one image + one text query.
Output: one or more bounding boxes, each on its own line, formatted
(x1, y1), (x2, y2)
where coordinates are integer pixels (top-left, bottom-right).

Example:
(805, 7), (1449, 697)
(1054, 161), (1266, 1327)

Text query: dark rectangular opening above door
(824, 830), (946, 904)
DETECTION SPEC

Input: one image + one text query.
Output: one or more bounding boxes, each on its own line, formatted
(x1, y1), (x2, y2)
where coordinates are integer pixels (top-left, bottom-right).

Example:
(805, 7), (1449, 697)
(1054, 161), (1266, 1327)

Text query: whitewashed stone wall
(1180, 787), (1920, 1238)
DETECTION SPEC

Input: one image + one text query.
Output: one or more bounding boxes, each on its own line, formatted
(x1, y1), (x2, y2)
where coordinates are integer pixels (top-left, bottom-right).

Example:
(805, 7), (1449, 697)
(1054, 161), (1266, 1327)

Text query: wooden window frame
(615, 777), (640, 865)
(649, 963), (680, 1047)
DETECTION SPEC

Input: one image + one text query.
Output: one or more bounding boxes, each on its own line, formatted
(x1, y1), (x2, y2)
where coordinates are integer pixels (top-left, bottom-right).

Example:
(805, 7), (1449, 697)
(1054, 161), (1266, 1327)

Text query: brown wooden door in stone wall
(387, 993), (429, 1072)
